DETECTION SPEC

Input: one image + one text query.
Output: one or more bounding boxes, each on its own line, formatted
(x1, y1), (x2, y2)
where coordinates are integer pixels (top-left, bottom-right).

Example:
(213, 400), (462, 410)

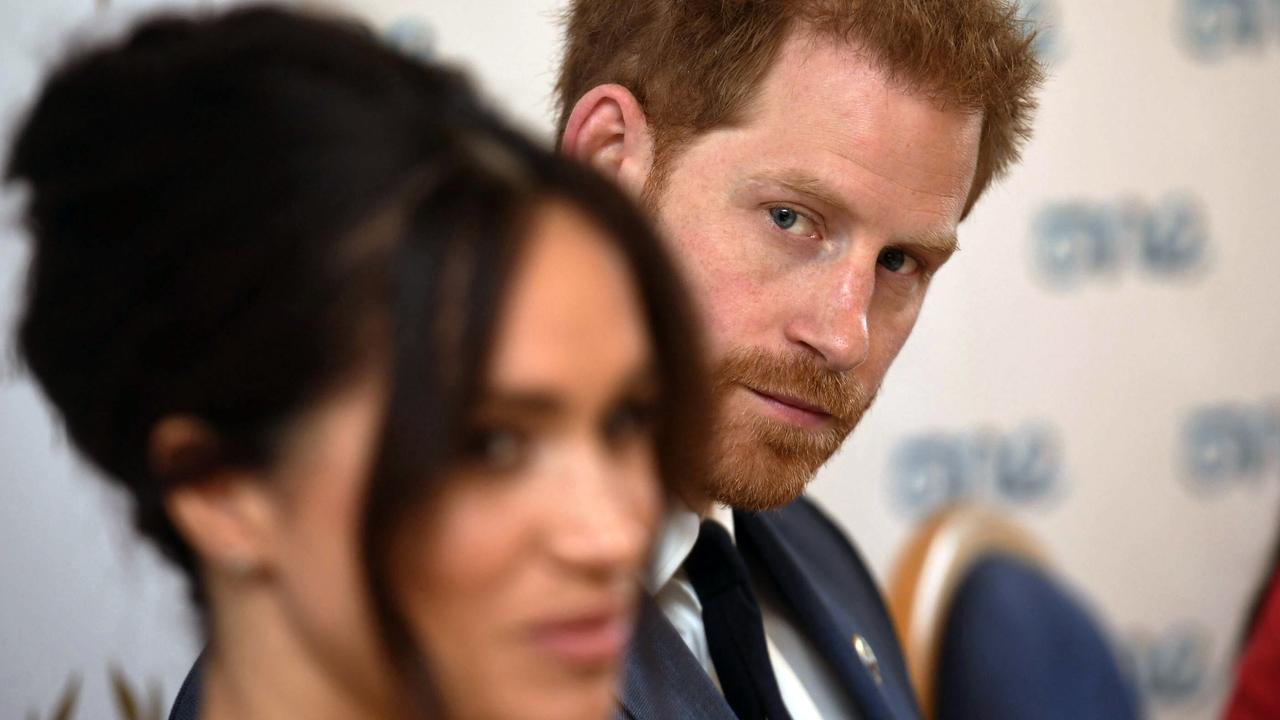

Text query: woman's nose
(545, 443), (655, 577)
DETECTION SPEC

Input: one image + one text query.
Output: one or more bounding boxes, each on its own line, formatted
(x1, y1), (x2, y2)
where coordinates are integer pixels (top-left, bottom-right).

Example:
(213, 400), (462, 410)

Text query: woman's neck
(199, 592), (393, 720)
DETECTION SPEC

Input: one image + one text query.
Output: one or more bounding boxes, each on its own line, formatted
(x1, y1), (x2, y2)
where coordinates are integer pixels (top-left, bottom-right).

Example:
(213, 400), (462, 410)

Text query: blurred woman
(6, 6), (706, 719)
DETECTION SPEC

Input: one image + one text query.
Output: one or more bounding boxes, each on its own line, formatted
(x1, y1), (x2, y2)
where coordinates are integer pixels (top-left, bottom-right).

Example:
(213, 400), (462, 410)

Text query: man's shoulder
(753, 495), (879, 588)
(745, 495), (898, 653)
(762, 494), (850, 540)
(742, 495), (922, 720)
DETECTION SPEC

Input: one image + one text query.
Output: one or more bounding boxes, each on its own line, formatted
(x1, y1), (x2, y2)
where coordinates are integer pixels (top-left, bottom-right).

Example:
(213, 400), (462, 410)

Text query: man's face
(645, 31), (983, 510)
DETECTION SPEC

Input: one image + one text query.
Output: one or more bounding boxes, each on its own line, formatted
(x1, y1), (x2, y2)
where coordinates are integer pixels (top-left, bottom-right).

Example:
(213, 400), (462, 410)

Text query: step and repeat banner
(1, 0), (1277, 718)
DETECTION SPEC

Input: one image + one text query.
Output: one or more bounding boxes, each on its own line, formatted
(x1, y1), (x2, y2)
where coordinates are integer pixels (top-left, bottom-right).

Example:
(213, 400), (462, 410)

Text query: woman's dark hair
(6, 5), (707, 714)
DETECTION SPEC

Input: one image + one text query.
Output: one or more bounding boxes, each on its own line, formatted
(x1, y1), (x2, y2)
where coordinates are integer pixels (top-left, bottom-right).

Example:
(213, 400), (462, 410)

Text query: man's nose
(782, 261), (873, 373)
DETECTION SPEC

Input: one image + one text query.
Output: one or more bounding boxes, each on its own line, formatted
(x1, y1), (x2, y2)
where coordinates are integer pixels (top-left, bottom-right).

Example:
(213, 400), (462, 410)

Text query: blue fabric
(617, 597), (736, 720)
(935, 553), (1140, 720)
(620, 496), (921, 720)
(167, 651), (202, 720)
(741, 499), (921, 720)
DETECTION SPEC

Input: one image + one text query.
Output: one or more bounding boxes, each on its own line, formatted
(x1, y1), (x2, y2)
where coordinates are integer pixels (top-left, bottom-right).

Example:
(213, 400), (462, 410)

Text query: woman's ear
(153, 417), (278, 578)
(560, 83), (655, 198)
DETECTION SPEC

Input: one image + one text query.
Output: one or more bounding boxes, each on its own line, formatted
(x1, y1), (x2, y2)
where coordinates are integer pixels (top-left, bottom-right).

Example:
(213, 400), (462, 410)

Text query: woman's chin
(485, 674), (619, 720)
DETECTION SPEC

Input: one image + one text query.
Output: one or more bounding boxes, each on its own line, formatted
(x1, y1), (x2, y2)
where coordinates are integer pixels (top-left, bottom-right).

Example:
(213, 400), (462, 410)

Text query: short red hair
(556, 0), (1045, 214)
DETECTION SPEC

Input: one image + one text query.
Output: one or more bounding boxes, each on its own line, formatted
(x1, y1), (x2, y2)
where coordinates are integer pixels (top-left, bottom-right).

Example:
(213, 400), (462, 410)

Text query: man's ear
(560, 84), (655, 198)
(153, 417), (278, 578)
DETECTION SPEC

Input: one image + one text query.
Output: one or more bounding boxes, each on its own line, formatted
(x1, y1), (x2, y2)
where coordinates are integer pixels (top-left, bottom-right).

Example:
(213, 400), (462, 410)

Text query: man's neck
(675, 486), (714, 518)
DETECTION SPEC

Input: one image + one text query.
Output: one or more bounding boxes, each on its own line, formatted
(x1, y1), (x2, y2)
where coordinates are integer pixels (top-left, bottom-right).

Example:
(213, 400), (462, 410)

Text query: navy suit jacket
(168, 497), (918, 720)
(618, 496), (921, 720)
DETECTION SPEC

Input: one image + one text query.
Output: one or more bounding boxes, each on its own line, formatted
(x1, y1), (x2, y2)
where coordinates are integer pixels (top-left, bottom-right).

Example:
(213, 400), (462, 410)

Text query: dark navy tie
(685, 520), (794, 720)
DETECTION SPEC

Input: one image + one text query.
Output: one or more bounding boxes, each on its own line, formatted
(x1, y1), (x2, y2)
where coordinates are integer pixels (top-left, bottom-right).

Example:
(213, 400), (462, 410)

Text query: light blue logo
(384, 17), (437, 61)
(890, 422), (1062, 519)
(1180, 0), (1279, 61)
(1032, 193), (1209, 289)
(890, 433), (977, 517)
(1019, 0), (1065, 62)
(1183, 400), (1280, 494)
(1123, 624), (1215, 708)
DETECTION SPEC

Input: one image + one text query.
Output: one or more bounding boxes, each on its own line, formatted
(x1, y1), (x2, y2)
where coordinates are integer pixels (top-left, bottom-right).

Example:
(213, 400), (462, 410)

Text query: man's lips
(742, 385), (834, 429)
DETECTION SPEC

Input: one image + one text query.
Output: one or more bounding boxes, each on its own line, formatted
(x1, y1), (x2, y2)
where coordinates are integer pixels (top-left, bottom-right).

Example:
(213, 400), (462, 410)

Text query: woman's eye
(878, 247), (920, 275)
(768, 206), (817, 238)
(603, 401), (654, 446)
(462, 426), (527, 472)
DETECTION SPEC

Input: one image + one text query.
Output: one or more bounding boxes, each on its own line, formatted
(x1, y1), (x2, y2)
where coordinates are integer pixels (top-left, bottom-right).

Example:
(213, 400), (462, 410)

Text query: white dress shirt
(646, 502), (861, 719)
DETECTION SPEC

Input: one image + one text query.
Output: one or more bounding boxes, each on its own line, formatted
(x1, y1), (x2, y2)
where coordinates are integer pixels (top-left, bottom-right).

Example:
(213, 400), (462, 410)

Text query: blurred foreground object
(27, 668), (163, 720)
(1225, 561), (1280, 718)
(889, 505), (1139, 719)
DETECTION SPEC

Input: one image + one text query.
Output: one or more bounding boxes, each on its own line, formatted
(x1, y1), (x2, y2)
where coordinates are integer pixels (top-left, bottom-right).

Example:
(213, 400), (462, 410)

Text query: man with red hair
(556, 1), (1043, 717)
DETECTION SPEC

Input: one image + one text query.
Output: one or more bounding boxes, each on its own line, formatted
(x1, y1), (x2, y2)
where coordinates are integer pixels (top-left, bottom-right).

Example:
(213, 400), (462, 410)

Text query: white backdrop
(2, 1), (1277, 718)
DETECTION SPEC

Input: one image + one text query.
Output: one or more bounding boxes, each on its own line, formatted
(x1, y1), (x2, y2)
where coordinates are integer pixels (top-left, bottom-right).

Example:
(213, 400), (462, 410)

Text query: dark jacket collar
(617, 595), (735, 720)
(735, 508), (902, 720)
(619, 507), (905, 720)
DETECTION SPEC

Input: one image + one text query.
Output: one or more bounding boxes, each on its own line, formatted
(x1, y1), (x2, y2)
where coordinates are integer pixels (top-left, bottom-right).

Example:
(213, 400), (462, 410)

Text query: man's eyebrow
(748, 170), (849, 213)
(894, 227), (960, 256)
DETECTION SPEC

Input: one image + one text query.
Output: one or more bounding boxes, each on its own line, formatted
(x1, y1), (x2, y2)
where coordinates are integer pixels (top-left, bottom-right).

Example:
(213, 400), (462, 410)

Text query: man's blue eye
(879, 248), (906, 272)
(770, 207), (797, 230)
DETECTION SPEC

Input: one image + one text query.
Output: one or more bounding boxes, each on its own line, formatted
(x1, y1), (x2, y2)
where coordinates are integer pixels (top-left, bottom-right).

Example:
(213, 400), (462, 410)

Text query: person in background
(555, 1), (1044, 717)
(1225, 534), (1280, 718)
(6, 6), (707, 719)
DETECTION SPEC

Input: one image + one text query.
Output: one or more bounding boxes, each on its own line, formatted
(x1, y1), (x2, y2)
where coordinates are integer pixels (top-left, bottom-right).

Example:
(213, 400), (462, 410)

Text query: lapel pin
(852, 633), (882, 685)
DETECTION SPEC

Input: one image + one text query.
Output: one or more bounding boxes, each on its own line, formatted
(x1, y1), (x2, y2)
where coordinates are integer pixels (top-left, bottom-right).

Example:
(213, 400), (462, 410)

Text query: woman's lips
(743, 385), (833, 430)
(527, 608), (633, 668)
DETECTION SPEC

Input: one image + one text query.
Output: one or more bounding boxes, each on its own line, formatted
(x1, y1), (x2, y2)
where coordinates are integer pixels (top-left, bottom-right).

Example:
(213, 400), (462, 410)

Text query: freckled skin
(647, 32), (983, 507)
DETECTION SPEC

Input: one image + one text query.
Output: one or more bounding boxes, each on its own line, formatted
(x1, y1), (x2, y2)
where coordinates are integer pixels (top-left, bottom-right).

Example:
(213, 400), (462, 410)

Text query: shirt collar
(645, 499), (736, 593)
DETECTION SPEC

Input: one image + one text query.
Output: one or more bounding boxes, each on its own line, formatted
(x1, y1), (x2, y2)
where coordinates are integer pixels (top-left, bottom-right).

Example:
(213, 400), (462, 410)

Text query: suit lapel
(735, 510), (897, 720)
(618, 595), (736, 720)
